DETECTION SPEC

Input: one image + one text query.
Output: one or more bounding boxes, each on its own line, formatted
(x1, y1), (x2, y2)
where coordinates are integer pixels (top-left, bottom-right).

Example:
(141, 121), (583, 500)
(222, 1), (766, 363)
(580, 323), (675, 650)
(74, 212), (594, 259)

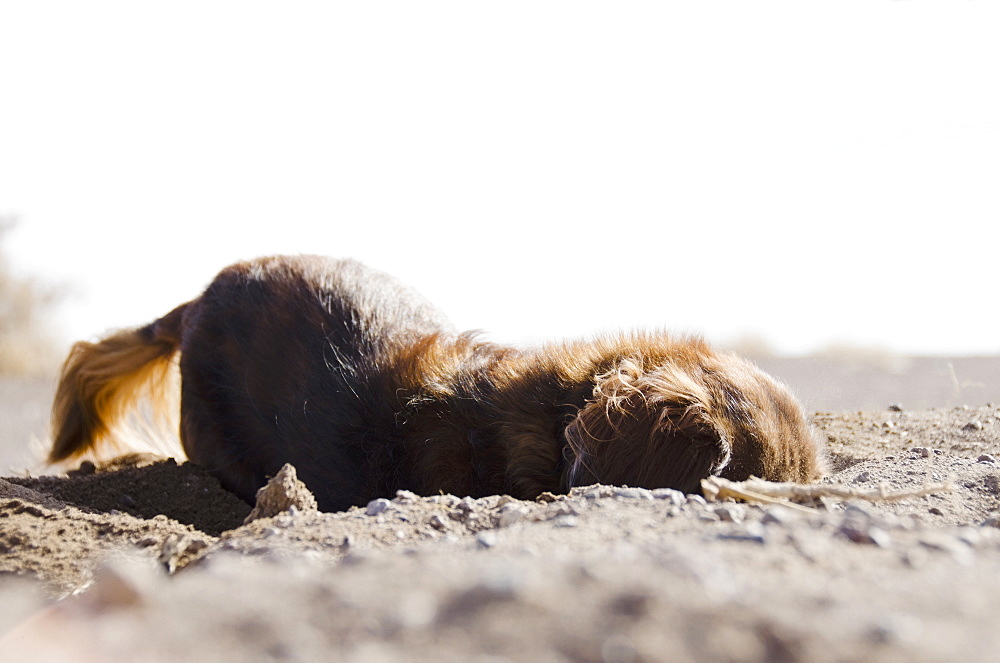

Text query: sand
(1, 402), (999, 662)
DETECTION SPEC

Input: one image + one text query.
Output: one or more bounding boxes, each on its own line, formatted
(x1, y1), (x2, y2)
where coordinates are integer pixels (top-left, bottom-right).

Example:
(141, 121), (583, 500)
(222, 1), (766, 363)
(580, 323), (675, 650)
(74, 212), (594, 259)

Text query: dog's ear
(562, 358), (731, 494)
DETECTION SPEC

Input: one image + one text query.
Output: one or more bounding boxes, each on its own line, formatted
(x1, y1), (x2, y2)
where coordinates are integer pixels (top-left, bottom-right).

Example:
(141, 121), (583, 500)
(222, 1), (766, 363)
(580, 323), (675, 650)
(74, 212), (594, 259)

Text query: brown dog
(50, 255), (823, 511)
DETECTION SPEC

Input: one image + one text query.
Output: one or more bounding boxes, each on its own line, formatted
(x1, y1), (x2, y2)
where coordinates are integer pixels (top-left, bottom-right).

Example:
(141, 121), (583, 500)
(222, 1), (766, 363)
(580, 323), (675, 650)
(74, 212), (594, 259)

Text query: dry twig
(701, 476), (954, 513)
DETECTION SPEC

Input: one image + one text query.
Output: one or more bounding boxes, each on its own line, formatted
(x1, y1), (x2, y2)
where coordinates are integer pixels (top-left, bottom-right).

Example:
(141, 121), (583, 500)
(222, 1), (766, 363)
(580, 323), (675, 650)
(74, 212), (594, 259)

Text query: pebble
(571, 485), (615, 500)
(910, 447), (931, 458)
(842, 523), (891, 547)
(838, 504), (891, 546)
(712, 505), (743, 523)
(497, 503), (530, 528)
(761, 505), (801, 526)
(844, 503), (873, 519)
(962, 421), (984, 432)
(686, 495), (707, 507)
(717, 522), (766, 544)
(613, 487), (654, 500)
(476, 531), (497, 548)
(888, 403), (904, 412)
(366, 498), (392, 516)
(977, 454), (997, 464)
(394, 490), (419, 503)
(544, 503), (580, 519)
(955, 527), (982, 548)
(853, 471), (872, 483)
(552, 515), (580, 528)
(650, 488), (685, 506)
(918, 533), (973, 563)
(428, 514), (449, 531)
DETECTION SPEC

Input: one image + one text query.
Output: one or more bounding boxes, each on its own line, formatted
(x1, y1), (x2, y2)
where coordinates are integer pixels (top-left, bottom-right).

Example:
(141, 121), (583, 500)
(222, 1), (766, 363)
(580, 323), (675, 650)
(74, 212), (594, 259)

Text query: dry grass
(0, 217), (63, 376)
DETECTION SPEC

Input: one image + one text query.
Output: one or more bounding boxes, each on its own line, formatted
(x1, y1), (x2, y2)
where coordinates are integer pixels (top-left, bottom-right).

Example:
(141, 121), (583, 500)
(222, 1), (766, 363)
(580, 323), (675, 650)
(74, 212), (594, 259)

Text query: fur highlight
(49, 306), (186, 464)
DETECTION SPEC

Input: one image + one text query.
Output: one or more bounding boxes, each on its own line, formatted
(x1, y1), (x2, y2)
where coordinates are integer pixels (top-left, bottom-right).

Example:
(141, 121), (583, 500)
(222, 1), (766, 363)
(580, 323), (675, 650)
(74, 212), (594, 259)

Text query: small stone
(366, 498), (392, 516)
(614, 487), (654, 500)
(686, 495), (708, 507)
(428, 514), (449, 531)
(761, 505), (801, 526)
(552, 515), (579, 528)
(476, 531), (497, 549)
(977, 454), (997, 463)
(651, 488), (685, 506)
(570, 485), (615, 500)
(840, 522), (891, 547)
(497, 503), (530, 528)
(910, 447), (931, 458)
(394, 490), (419, 503)
(928, 507), (944, 516)
(963, 421), (984, 432)
(888, 403), (904, 412)
(854, 471), (872, 483)
(918, 533), (971, 560)
(867, 526), (891, 547)
(844, 503), (873, 519)
(712, 505), (743, 523)
(956, 527), (982, 548)
(544, 502), (580, 519)
(717, 522), (766, 544)
(982, 514), (1000, 528)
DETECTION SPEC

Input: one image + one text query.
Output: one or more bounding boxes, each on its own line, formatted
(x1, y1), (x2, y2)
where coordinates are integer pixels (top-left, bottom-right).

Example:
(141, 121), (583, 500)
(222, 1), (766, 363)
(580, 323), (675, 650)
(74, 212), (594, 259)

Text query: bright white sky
(1, 2), (998, 356)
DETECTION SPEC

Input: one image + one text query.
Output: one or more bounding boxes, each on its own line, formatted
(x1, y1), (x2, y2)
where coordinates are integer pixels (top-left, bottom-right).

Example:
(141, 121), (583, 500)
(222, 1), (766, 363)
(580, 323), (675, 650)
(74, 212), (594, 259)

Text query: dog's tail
(49, 303), (189, 464)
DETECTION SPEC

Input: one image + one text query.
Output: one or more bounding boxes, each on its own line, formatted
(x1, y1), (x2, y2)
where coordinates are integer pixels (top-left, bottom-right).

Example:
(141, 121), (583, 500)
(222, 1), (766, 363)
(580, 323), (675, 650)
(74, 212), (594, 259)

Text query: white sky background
(1, 1), (998, 356)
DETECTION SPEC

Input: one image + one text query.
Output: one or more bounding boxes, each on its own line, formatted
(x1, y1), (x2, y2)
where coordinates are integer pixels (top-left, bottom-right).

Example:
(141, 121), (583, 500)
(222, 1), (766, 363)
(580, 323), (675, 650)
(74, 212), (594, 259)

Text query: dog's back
(177, 255), (454, 509)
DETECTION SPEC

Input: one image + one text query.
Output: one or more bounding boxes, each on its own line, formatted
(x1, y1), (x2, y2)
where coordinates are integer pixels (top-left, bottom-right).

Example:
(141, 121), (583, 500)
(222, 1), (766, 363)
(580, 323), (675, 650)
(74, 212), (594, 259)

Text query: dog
(50, 255), (823, 512)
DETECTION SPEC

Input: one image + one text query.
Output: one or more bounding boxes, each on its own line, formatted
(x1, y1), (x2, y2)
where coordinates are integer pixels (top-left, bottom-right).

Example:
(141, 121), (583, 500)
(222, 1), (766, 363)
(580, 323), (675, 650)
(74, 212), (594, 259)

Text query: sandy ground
(1, 364), (999, 662)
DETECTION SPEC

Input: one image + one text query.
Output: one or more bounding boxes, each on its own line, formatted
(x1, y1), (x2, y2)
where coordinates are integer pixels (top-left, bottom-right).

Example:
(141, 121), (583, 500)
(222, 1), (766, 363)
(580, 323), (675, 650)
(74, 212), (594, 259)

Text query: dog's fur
(50, 255), (823, 511)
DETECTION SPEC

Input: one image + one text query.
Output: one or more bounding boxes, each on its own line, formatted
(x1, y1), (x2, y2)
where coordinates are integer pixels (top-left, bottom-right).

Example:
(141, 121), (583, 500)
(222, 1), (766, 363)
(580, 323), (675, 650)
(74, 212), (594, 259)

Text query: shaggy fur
(50, 255), (823, 512)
